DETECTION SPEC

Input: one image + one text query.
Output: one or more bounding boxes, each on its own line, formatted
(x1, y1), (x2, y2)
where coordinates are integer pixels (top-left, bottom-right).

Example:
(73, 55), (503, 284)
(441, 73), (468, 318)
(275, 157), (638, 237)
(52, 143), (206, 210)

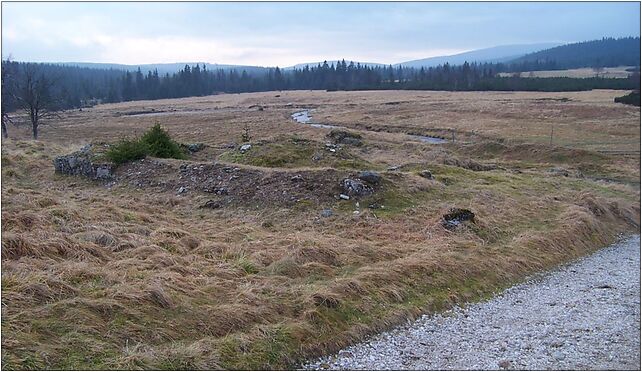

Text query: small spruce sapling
(241, 124), (251, 143)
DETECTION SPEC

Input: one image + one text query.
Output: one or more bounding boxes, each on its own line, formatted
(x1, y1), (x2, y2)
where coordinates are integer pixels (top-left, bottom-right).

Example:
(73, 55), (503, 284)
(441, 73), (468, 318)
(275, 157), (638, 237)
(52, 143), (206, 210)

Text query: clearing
(1, 89), (640, 369)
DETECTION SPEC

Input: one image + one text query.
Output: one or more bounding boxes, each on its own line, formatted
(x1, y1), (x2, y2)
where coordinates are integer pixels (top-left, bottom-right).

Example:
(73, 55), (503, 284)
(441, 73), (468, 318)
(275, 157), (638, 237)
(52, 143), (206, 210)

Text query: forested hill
(3, 48), (640, 112)
(508, 37), (640, 70)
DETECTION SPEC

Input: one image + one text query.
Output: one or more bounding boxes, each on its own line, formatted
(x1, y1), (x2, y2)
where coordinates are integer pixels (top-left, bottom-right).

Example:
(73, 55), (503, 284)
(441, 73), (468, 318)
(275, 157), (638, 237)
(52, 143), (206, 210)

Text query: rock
(339, 194), (350, 200)
(201, 200), (222, 209)
(342, 137), (363, 146)
(95, 165), (113, 179)
(498, 360), (512, 369)
(327, 129), (363, 146)
(239, 144), (252, 153)
(418, 170), (434, 180)
(341, 178), (374, 197)
(213, 188), (228, 195)
(358, 171), (382, 185)
(442, 208), (475, 230)
(549, 167), (570, 177)
(320, 209), (333, 218)
(553, 351), (565, 360)
(177, 186), (187, 194)
(186, 143), (205, 153)
(53, 145), (114, 180)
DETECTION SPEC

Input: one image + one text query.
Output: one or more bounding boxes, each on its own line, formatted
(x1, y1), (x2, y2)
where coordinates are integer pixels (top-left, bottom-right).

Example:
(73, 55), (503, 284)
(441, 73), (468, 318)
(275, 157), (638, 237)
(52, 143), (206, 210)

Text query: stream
(291, 110), (448, 144)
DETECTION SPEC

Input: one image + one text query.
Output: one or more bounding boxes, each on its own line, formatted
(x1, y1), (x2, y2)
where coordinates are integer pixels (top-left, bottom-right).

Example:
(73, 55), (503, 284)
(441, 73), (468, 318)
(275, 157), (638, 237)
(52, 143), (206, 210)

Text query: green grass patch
(219, 136), (374, 170)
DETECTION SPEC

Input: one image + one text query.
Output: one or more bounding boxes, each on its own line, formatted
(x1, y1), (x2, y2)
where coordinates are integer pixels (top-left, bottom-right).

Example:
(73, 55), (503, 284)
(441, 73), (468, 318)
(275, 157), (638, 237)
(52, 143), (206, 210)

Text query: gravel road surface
(304, 235), (641, 370)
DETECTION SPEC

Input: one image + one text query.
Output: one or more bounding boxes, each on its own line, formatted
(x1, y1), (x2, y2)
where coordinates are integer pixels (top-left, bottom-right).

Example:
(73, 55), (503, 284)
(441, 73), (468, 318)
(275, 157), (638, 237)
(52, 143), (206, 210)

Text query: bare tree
(14, 64), (59, 140)
(1, 58), (14, 139)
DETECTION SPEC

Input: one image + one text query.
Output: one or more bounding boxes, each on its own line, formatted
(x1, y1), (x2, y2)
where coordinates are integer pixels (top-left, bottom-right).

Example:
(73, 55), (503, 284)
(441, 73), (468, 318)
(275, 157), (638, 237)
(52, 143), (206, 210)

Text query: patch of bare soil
(115, 158), (388, 208)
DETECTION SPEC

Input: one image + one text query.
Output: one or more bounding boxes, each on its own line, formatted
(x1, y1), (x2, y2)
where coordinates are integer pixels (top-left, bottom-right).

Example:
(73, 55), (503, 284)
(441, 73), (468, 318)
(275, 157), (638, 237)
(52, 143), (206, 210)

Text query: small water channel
(291, 110), (343, 129)
(291, 110), (448, 144)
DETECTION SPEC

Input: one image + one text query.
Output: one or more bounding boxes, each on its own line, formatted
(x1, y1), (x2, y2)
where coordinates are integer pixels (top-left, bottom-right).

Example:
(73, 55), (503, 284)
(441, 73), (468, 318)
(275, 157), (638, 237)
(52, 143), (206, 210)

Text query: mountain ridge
(395, 43), (562, 68)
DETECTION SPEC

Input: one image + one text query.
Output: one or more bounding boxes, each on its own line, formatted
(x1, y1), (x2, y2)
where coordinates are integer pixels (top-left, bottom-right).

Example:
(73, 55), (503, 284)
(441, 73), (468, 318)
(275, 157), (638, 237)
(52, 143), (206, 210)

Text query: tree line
(2, 58), (640, 139)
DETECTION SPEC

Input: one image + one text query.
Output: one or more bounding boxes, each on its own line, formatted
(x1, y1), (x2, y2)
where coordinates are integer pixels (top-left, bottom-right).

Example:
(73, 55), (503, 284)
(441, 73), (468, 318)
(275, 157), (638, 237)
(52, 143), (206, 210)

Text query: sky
(2, 2), (640, 67)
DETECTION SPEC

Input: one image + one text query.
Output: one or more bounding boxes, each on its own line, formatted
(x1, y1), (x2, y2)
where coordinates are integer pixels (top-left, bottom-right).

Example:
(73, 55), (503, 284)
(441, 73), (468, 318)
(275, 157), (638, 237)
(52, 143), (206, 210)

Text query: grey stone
(240, 144), (252, 153)
(418, 170), (434, 180)
(549, 167), (570, 177)
(320, 209), (333, 218)
(341, 178), (373, 197)
(358, 171), (382, 185)
(201, 200), (222, 209)
(186, 143), (205, 153)
(95, 166), (113, 179)
(53, 145), (114, 180)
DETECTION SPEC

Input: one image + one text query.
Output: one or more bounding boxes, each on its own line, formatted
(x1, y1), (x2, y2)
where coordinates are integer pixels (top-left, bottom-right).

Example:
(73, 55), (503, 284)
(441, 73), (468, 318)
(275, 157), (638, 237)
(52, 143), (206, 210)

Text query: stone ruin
(53, 144), (115, 180)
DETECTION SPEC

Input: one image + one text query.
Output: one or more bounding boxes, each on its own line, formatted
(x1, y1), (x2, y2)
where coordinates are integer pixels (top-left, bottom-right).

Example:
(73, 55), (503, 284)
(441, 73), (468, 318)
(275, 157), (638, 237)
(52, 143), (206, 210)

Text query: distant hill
(508, 37), (641, 69)
(53, 62), (269, 75)
(284, 60), (386, 70)
(395, 43), (561, 68)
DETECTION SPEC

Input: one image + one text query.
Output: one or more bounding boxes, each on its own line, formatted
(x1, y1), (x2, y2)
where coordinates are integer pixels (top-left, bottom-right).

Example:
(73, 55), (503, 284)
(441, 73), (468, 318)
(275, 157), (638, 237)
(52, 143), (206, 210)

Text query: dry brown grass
(498, 66), (636, 79)
(1, 90), (640, 369)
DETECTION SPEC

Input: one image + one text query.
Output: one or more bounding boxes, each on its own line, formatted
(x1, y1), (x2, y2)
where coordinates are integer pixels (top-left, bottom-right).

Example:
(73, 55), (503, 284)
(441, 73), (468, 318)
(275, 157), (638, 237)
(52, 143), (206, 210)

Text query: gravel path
(304, 235), (641, 370)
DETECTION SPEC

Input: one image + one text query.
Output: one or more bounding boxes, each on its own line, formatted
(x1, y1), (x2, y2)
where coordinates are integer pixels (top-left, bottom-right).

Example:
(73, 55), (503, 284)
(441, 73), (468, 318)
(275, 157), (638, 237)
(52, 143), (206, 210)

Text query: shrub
(614, 91), (641, 107)
(106, 124), (186, 165)
(106, 139), (148, 164)
(140, 124), (186, 159)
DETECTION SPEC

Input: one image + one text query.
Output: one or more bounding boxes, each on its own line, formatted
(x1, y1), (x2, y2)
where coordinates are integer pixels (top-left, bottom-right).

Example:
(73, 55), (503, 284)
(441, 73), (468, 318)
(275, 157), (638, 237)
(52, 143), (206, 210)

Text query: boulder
(341, 178), (373, 197)
(358, 171), (382, 185)
(239, 144), (252, 153)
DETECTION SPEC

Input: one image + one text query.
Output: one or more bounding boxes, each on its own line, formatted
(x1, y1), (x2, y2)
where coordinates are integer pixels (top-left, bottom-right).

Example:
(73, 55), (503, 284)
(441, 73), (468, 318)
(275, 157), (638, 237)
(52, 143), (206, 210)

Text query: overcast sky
(2, 2), (640, 67)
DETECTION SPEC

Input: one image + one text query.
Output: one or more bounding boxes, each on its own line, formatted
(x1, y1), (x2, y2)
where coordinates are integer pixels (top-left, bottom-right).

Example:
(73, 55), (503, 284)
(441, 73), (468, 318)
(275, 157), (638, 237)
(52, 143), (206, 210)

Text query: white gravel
(304, 235), (641, 370)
